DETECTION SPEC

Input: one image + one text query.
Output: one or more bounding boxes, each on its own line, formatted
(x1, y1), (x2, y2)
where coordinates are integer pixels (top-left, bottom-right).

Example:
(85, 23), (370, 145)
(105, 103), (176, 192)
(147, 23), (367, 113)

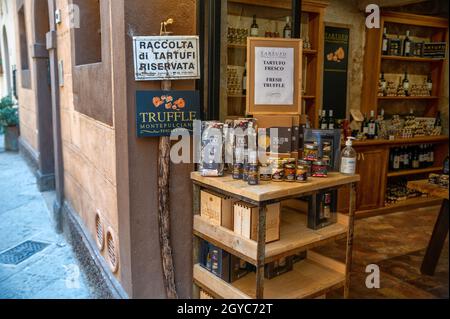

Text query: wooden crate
(201, 190), (234, 230)
(234, 202), (280, 243)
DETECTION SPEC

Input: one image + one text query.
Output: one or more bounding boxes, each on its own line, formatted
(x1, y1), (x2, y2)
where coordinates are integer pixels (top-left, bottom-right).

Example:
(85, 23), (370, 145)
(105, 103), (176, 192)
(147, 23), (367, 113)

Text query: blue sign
(136, 90), (200, 137)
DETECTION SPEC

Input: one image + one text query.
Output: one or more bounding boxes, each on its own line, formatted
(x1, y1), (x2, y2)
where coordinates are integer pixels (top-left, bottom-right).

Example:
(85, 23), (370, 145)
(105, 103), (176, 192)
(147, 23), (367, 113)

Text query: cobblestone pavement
(0, 135), (97, 299)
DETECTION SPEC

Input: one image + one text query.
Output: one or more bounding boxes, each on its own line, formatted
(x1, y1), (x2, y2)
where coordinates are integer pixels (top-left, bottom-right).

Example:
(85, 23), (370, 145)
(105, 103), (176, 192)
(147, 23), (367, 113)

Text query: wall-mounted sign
(246, 37), (302, 115)
(133, 36), (200, 81)
(136, 90), (200, 137)
(323, 26), (350, 119)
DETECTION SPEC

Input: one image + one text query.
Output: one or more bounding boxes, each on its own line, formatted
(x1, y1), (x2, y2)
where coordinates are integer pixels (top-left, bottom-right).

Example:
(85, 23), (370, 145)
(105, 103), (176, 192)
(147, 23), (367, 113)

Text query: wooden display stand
(192, 172), (359, 299)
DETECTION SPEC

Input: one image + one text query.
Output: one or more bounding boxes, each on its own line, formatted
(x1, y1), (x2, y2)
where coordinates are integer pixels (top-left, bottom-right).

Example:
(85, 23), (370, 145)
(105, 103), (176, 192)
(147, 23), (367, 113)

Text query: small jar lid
(298, 160), (310, 165)
(313, 160), (328, 166)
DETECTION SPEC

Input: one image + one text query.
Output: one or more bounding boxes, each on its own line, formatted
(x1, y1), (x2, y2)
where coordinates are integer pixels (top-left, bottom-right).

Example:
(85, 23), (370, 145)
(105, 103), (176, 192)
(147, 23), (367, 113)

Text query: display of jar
(312, 160), (328, 177)
(259, 164), (272, 182)
(296, 160), (309, 183)
(303, 143), (319, 161)
(284, 163), (296, 182)
(272, 160), (286, 182)
(232, 163), (243, 180)
(248, 163), (259, 185)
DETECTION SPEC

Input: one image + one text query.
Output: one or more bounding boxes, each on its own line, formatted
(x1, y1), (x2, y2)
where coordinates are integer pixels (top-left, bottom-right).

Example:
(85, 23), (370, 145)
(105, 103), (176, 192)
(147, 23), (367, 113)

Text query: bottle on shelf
(392, 148), (401, 171)
(340, 137), (357, 176)
(367, 110), (377, 140)
(403, 146), (410, 169)
(250, 15), (259, 37)
(320, 110), (328, 130)
(403, 30), (412, 56)
(427, 74), (433, 96)
(242, 63), (247, 96)
(443, 155), (449, 175)
(402, 71), (410, 96)
(380, 72), (387, 96)
(283, 16), (292, 39)
(435, 111), (442, 130)
(328, 110), (335, 130)
(418, 145), (425, 168)
(382, 27), (389, 55)
(412, 147), (420, 169)
(361, 113), (369, 136)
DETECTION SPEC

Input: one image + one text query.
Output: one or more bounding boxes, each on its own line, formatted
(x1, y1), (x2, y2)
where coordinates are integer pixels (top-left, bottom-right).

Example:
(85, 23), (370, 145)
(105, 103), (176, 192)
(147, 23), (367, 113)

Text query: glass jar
(303, 143), (319, 161)
(284, 163), (296, 182)
(312, 160), (328, 177)
(232, 163), (243, 180)
(248, 163), (259, 185)
(272, 160), (285, 182)
(259, 164), (272, 182)
(296, 160), (309, 183)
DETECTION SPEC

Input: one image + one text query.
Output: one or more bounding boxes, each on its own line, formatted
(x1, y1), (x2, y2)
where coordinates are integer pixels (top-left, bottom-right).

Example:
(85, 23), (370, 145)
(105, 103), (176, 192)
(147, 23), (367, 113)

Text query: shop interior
(192, 0), (448, 299)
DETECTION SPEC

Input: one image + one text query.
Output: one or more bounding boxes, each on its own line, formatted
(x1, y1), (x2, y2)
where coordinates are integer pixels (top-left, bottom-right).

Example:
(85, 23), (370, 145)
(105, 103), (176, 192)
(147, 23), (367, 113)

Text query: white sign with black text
(133, 36), (200, 81)
(254, 47), (294, 105)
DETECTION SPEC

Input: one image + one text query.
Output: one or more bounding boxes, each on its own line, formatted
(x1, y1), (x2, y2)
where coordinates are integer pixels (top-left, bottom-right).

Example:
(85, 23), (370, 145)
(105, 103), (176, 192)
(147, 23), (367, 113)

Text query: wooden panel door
(355, 147), (389, 211)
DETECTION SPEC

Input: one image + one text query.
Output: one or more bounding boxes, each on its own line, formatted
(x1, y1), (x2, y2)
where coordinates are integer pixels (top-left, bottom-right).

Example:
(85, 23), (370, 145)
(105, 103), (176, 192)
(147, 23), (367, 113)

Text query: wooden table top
(407, 179), (449, 201)
(191, 171), (360, 203)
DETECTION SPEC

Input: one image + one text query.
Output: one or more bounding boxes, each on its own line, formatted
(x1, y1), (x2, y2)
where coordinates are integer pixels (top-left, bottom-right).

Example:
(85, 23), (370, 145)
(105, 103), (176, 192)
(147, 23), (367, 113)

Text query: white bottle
(340, 137), (357, 175)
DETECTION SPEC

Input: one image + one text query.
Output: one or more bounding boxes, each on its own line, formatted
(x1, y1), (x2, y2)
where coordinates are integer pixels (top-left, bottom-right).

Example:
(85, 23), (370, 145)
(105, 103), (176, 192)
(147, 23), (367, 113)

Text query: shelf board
(302, 95), (316, 100)
(193, 252), (345, 299)
(381, 55), (445, 63)
(303, 49), (318, 55)
(352, 135), (448, 148)
(378, 96), (439, 100)
(387, 166), (443, 178)
(228, 94), (246, 98)
(228, 43), (247, 49)
(191, 172), (360, 202)
(194, 209), (348, 265)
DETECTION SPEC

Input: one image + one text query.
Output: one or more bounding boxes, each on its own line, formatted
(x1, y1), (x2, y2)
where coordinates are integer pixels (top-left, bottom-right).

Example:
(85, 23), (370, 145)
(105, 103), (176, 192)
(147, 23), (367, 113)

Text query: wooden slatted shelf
(387, 166), (443, 178)
(381, 55), (445, 63)
(193, 250), (345, 299)
(194, 208), (349, 265)
(378, 96), (439, 100)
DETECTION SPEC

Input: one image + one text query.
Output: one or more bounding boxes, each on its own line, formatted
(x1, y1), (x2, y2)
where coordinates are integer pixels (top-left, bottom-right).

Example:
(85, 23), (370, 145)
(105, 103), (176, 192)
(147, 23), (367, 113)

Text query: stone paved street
(0, 135), (97, 299)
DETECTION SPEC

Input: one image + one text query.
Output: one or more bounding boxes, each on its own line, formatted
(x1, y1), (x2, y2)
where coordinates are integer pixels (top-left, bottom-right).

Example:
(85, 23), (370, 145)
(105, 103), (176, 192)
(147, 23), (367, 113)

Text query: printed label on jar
(340, 157), (356, 174)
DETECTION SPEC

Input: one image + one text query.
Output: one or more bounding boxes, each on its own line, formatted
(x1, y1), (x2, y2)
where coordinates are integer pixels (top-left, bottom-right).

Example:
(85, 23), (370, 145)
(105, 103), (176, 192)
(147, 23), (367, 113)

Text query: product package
(200, 121), (225, 177)
(264, 255), (294, 279)
(305, 188), (338, 230)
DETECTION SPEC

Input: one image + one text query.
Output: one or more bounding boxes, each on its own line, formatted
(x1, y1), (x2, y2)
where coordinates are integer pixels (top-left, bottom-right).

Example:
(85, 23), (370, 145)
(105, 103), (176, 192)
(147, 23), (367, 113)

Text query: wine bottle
(367, 110), (377, 140)
(250, 15), (259, 37)
(380, 72), (387, 96)
(427, 74), (433, 96)
(393, 148), (400, 171)
(328, 110), (335, 130)
(403, 30), (412, 56)
(443, 155), (449, 175)
(402, 71), (410, 96)
(435, 111), (442, 130)
(382, 27), (389, 55)
(320, 110), (328, 130)
(412, 147), (420, 169)
(283, 16), (292, 39)
(362, 113), (369, 136)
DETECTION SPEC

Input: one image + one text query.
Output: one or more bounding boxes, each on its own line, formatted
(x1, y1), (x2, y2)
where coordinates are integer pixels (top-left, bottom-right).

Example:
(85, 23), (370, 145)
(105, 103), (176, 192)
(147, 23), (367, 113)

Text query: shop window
(73, 0), (102, 65)
(18, 6), (29, 70)
(200, 0), (300, 121)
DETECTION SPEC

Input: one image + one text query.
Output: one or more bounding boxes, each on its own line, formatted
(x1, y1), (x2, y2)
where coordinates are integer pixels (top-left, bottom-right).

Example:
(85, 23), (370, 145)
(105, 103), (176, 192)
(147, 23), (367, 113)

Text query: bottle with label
(250, 15), (259, 37)
(320, 110), (328, 130)
(392, 148), (401, 171)
(328, 110), (335, 129)
(380, 72), (387, 96)
(412, 147), (420, 169)
(443, 155), (449, 175)
(340, 137), (357, 175)
(382, 27), (389, 55)
(283, 16), (292, 38)
(427, 74), (433, 96)
(242, 63), (247, 96)
(435, 111), (442, 130)
(367, 110), (377, 140)
(402, 71), (410, 96)
(403, 30), (411, 56)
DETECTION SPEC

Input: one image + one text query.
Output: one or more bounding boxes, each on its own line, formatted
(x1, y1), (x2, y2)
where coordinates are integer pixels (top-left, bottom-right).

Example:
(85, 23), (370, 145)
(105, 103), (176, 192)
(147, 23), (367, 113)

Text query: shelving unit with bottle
(224, 0), (328, 127)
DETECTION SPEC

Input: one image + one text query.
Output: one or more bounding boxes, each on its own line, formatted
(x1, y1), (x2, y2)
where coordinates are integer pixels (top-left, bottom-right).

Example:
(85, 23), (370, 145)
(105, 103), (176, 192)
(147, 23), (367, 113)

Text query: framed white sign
(254, 47), (294, 105)
(133, 36), (200, 81)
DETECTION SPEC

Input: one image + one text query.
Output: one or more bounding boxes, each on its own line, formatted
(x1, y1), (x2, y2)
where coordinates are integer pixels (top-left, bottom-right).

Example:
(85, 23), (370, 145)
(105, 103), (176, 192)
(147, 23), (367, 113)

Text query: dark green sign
(323, 26), (350, 119)
(136, 90), (200, 137)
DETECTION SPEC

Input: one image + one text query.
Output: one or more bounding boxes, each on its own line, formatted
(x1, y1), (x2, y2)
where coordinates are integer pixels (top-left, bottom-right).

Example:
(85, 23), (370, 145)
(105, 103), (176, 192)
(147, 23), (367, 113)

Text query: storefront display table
(191, 172), (360, 299)
(407, 180), (448, 276)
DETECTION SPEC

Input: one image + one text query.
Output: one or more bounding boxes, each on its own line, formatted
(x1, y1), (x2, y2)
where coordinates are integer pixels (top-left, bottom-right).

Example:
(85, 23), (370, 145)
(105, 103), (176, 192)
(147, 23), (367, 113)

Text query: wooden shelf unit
(337, 136), (448, 218)
(225, 0), (328, 123)
(192, 172), (359, 299)
(361, 11), (448, 118)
